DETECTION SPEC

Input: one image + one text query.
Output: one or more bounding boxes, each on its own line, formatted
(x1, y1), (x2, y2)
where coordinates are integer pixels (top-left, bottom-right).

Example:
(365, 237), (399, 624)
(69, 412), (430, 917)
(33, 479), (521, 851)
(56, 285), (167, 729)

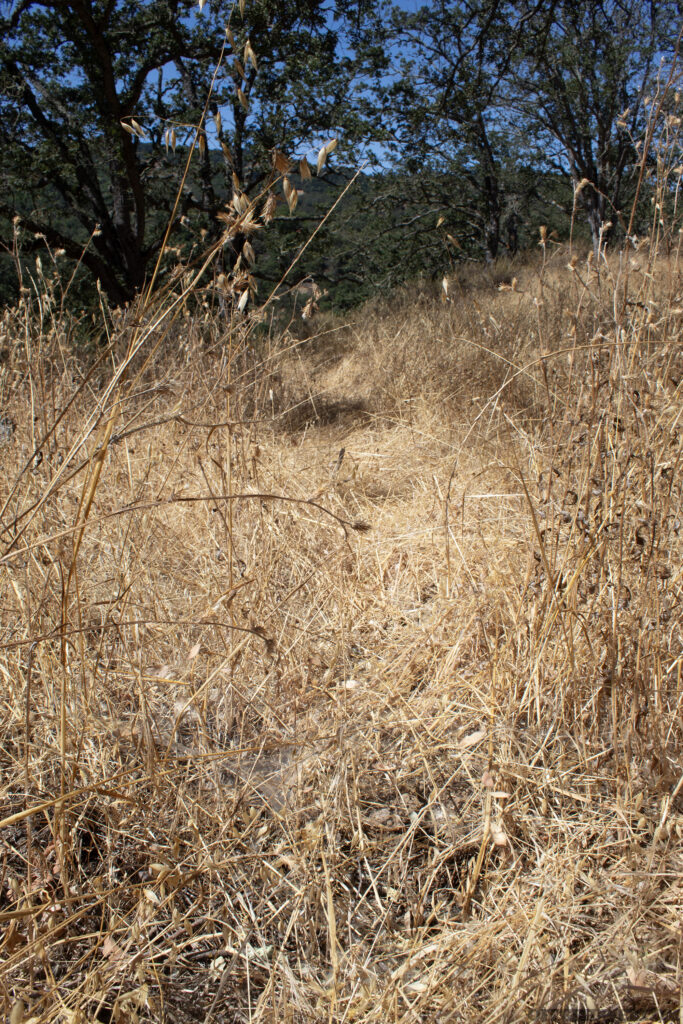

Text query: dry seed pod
(316, 138), (337, 175)
(272, 149), (291, 174)
(262, 193), (277, 224)
(283, 176), (298, 213)
(232, 191), (249, 214)
(240, 207), (257, 232)
(237, 87), (249, 111)
(299, 158), (311, 181)
(130, 118), (147, 138)
(244, 39), (258, 69)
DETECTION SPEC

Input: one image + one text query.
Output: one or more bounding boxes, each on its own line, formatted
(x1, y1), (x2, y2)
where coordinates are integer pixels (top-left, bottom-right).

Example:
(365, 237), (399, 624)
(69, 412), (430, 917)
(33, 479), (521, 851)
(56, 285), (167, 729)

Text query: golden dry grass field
(0, 246), (682, 1023)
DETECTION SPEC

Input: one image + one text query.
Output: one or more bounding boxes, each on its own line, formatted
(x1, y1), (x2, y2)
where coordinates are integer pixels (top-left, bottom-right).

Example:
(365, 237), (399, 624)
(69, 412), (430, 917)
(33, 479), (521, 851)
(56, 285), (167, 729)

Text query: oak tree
(0, 0), (378, 304)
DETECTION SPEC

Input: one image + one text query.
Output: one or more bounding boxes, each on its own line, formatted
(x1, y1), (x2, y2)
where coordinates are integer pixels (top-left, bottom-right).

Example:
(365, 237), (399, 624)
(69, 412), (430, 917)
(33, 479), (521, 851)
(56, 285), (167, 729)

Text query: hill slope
(1, 250), (682, 1024)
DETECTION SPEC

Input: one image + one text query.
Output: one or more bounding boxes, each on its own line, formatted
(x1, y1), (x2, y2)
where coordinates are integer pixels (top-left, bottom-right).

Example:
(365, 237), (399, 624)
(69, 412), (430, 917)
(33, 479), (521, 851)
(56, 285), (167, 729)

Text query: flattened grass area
(1, 248), (682, 1023)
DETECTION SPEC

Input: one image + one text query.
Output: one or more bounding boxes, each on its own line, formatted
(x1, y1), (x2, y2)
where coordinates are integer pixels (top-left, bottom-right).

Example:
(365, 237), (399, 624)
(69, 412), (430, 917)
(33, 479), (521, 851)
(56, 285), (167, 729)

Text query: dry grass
(0, 239), (682, 1024)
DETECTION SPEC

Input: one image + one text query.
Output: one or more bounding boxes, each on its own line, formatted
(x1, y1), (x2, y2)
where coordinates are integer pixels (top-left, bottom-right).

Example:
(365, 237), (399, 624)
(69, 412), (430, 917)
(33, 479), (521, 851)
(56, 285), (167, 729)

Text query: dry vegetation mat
(1, 248), (682, 1023)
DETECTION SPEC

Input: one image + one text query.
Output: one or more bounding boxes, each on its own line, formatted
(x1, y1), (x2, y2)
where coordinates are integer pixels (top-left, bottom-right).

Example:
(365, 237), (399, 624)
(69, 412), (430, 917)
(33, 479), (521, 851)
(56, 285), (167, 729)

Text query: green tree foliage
(382, 0), (682, 266)
(0, 0), (382, 305)
(383, 0), (531, 263)
(1, 0), (680, 313)
(257, 167), (453, 311)
(511, 0), (682, 254)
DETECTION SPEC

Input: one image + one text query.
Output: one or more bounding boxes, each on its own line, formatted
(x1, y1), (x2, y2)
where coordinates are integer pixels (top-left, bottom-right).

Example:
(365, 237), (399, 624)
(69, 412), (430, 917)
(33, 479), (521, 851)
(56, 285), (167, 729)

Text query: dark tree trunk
(477, 114), (501, 262)
(505, 211), (519, 254)
(483, 172), (501, 262)
(583, 185), (610, 258)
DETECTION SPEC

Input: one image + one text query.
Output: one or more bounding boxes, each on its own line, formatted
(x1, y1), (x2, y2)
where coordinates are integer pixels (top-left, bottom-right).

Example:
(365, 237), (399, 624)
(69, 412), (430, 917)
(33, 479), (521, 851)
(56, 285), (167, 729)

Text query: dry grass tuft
(1, 242), (682, 1021)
